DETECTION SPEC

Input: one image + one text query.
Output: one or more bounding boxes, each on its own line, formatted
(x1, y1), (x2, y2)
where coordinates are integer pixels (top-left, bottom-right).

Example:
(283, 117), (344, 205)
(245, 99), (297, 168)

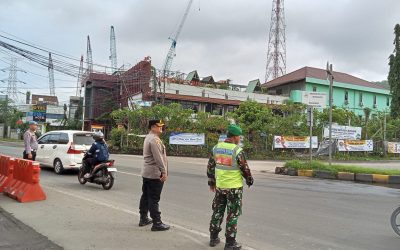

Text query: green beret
(227, 124), (242, 136)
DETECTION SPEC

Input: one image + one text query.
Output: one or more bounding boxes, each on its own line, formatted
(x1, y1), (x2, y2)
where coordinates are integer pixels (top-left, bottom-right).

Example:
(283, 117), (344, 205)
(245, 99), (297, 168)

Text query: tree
(389, 24), (400, 118)
(363, 108), (371, 139)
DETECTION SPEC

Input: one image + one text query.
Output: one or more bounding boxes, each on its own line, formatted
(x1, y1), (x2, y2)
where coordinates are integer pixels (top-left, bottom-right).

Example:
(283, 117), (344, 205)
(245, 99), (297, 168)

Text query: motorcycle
(391, 205), (400, 236)
(78, 159), (117, 190)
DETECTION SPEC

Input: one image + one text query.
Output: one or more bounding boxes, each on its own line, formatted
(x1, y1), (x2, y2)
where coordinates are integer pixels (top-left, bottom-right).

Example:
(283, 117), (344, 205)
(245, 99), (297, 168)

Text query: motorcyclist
(82, 131), (110, 178)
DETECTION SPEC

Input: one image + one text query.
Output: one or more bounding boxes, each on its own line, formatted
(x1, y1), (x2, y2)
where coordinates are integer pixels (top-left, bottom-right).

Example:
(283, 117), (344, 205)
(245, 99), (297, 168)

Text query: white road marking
(42, 185), (257, 250)
(117, 170), (142, 177)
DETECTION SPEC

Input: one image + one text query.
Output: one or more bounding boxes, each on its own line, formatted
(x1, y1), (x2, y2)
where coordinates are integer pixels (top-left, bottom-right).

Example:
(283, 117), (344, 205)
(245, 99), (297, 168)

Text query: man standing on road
(139, 119), (170, 231)
(207, 124), (254, 250)
(23, 121), (39, 161)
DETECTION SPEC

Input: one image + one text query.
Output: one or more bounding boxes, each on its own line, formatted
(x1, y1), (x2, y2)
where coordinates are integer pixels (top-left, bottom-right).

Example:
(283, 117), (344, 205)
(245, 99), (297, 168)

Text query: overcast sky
(0, 0), (399, 104)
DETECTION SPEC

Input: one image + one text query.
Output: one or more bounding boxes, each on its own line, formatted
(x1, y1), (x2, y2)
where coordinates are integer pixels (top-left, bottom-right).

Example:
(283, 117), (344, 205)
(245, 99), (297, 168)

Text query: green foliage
(389, 24), (400, 118)
(0, 98), (24, 129)
(285, 160), (400, 175)
(108, 100), (397, 159)
(110, 128), (127, 148)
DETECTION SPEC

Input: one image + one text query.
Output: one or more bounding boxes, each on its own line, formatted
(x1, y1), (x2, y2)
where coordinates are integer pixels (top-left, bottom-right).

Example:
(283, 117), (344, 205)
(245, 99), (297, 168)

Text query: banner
(337, 140), (373, 152)
(323, 125), (362, 140)
(169, 133), (205, 145)
(388, 142), (400, 154)
(32, 104), (47, 122)
(273, 136), (318, 149)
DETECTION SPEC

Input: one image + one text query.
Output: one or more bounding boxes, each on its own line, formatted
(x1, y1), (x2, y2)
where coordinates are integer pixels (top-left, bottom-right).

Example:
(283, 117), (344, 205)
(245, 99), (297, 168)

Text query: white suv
(36, 130), (94, 174)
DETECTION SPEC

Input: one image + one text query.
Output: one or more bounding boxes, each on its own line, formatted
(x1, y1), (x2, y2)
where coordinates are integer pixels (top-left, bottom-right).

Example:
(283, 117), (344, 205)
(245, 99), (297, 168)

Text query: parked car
(36, 130), (94, 174)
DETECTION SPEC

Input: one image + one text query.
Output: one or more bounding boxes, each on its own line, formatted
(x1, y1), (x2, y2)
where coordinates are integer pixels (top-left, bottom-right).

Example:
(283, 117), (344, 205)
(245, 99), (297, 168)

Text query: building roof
(263, 66), (389, 90)
(246, 79), (261, 93)
(202, 76), (215, 84)
(186, 70), (200, 82)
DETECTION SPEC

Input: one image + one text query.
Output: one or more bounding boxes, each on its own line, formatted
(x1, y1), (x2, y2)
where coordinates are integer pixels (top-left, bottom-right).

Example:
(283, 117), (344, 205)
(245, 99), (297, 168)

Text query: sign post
(302, 92), (325, 162)
(307, 106), (314, 161)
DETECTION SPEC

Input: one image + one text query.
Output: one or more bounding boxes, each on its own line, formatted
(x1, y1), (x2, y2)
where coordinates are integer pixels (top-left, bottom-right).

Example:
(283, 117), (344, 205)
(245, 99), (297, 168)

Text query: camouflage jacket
(207, 138), (253, 187)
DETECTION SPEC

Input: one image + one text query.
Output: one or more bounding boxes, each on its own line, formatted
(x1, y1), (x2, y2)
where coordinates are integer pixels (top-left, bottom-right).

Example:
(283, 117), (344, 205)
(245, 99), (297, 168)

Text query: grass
(284, 160), (400, 176)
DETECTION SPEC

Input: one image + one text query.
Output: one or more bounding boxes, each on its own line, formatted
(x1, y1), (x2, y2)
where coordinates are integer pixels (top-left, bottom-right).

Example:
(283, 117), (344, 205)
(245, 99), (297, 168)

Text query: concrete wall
(289, 78), (391, 116)
(164, 83), (288, 104)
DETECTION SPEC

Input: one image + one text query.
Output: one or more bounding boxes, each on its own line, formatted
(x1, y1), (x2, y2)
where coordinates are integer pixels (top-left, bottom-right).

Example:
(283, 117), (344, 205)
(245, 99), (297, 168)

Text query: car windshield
(73, 133), (94, 145)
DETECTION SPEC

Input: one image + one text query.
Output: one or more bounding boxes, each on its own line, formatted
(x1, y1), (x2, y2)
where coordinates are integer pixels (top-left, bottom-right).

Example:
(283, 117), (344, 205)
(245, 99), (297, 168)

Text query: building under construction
(82, 57), (288, 135)
(82, 58), (152, 134)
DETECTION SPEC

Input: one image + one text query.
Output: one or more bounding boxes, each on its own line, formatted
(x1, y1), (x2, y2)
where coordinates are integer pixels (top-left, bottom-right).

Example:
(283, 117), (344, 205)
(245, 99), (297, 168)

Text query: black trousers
(82, 158), (99, 174)
(139, 177), (164, 223)
(23, 151), (36, 161)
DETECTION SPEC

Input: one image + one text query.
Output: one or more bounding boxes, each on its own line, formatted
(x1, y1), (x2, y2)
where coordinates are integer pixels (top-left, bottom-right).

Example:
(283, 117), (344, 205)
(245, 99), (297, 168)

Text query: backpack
(95, 142), (109, 162)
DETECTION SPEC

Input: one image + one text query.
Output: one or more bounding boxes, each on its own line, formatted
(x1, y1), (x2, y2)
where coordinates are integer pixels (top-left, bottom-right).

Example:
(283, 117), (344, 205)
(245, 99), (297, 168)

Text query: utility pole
(326, 62), (334, 166)
(265, 0), (286, 83)
(76, 55), (84, 96)
(48, 52), (55, 96)
(383, 111), (387, 157)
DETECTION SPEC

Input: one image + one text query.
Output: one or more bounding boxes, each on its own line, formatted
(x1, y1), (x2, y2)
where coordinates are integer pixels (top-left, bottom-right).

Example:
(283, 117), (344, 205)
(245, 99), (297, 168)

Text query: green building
(263, 66), (391, 116)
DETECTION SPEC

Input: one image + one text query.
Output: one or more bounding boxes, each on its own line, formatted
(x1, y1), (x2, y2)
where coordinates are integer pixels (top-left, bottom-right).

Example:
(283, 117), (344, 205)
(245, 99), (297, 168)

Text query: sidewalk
(0, 206), (62, 250)
(0, 190), (219, 250)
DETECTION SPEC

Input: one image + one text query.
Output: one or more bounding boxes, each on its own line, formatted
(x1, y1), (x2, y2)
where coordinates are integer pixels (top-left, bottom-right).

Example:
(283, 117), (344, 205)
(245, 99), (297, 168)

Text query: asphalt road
(1, 144), (400, 250)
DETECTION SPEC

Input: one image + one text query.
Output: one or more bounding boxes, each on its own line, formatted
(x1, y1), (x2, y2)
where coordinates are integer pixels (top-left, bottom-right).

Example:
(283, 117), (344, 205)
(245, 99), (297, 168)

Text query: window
(359, 93), (363, 106)
(387, 97), (390, 106)
(312, 86), (317, 92)
(47, 133), (60, 144)
(59, 133), (69, 144)
(73, 133), (95, 145)
(344, 91), (349, 103)
(38, 134), (50, 144)
(373, 95), (377, 105)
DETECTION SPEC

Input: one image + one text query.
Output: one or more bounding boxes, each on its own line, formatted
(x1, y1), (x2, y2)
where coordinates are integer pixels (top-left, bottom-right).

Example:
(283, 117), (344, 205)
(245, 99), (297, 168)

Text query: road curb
(314, 170), (336, 179)
(389, 175), (400, 184)
(275, 167), (400, 186)
(372, 174), (389, 183)
(338, 172), (355, 181)
(355, 173), (373, 182)
(298, 169), (313, 177)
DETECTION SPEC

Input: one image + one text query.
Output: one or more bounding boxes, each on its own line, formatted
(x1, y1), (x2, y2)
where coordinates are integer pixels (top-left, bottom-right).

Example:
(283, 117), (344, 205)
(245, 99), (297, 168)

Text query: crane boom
(160, 0), (194, 103)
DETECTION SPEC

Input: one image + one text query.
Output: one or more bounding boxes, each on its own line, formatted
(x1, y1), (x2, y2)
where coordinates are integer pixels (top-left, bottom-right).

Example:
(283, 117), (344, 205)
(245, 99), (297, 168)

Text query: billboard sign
(323, 125), (362, 140)
(32, 104), (47, 122)
(337, 140), (373, 152)
(273, 136), (318, 149)
(169, 133), (205, 145)
(388, 142), (400, 154)
(302, 91), (327, 108)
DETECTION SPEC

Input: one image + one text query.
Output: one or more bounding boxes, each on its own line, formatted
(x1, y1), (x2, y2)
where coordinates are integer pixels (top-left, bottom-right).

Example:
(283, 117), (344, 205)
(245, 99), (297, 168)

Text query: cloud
(0, 0), (399, 103)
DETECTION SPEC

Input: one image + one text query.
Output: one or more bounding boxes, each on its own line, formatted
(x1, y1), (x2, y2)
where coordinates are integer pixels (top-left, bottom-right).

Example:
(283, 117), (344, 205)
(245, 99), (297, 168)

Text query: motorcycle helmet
(93, 131), (104, 140)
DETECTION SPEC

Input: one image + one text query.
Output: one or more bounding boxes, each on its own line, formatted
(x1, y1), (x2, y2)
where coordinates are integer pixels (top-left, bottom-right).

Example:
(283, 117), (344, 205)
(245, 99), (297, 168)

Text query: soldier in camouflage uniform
(207, 124), (253, 250)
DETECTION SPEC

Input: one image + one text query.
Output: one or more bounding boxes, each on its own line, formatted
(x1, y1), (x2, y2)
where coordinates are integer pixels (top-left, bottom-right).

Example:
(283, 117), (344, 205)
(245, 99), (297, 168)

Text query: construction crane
(160, 0), (194, 103)
(86, 35), (93, 74)
(109, 26), (118, 72)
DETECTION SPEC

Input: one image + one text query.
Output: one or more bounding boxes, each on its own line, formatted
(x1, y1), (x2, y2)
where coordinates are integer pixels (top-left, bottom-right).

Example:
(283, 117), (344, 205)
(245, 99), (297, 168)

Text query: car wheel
(54, 159), (64, 175)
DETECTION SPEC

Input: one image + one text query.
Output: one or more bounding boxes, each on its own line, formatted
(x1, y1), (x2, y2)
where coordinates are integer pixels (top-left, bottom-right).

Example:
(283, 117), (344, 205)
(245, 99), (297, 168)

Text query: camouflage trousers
(209, 187), (243, 239)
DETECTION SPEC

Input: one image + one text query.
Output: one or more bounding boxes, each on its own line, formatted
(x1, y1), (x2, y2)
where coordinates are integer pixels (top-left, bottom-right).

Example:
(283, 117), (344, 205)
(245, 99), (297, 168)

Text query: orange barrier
(3, 158), (46, 203)
(0, 155), (15, 193)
